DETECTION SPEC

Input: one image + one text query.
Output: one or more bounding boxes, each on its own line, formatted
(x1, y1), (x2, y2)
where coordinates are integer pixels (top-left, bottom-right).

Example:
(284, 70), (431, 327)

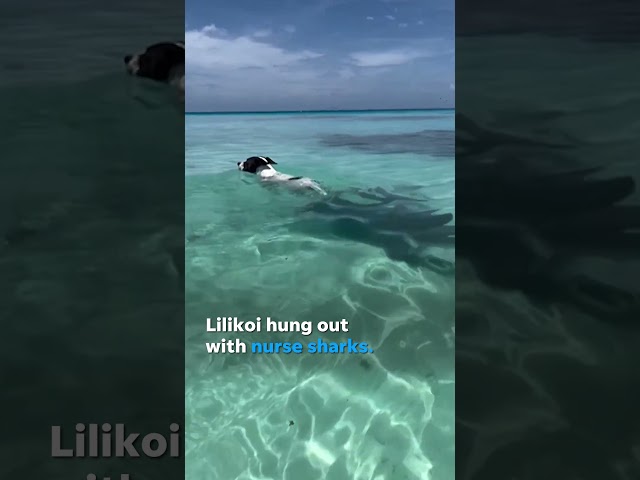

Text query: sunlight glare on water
(186, 110), (455, 480)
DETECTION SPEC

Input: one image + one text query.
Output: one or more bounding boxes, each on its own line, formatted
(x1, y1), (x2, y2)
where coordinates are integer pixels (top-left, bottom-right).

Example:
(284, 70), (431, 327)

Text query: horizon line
(185, 107), (455, 114)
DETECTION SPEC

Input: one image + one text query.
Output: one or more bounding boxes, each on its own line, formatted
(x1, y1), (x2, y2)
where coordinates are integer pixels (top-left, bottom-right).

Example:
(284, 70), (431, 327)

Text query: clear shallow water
(185, 110), (455, 480)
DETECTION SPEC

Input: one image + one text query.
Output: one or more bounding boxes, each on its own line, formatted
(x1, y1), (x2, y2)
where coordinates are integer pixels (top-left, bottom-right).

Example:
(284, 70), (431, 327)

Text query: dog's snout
(124, 55), (132, 64)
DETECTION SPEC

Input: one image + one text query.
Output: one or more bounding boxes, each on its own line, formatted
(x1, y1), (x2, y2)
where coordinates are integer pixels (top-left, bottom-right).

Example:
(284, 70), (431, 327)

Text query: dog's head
(237, 156), (278, 174)
(124, 42), (184, 82)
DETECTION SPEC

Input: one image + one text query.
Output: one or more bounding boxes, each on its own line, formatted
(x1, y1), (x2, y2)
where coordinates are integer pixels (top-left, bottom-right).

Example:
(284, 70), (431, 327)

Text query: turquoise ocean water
(185, 110), (455, 480)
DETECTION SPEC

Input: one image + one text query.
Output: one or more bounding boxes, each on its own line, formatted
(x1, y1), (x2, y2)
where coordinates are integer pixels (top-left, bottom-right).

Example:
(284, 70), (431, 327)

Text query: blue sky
(186, 0), (454, 112)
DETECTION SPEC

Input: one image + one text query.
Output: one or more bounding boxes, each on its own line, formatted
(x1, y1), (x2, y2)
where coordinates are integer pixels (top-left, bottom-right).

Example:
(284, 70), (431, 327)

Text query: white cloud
(349, 49), (430, 67)
(202, 24), (223, 35)
(385, 15), (395, 20)
(283, 25), (296, 33)
(186, 24), (329, 108)
(398, 23), (408, 28)
(186, 24), (321, 71)
(417, 20), (424, 25)
(449, 83), (455, 91)
(185, 24), (453, 110)
(366, 16), (374, 20)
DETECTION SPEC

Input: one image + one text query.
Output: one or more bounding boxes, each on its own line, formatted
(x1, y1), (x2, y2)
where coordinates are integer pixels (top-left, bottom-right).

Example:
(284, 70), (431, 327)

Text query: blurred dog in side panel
(123, 41), (184, 99)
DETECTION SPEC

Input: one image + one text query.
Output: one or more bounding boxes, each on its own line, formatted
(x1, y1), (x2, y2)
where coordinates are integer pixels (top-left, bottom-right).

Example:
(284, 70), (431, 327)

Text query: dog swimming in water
(237, 156), (327, 195)
(123, 41), (184, 97)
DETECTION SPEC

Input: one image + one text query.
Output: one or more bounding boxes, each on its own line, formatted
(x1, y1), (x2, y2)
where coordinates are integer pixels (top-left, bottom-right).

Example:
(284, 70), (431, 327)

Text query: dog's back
(238, 156), (327, 195)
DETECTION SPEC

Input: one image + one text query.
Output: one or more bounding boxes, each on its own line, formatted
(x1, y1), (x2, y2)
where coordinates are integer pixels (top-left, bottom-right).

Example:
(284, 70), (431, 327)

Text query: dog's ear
(265, 157), (277, 165)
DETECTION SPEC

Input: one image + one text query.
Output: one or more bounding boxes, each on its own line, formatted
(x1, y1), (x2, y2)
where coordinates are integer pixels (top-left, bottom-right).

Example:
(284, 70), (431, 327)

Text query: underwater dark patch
(319, 130), (454, 157)
(287, 187), (455, 271)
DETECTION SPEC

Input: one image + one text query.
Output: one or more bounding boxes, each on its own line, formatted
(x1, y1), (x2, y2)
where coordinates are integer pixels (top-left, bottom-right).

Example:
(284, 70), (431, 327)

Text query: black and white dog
(123, 42), (184, 96)
(237, 156), (327, 195)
